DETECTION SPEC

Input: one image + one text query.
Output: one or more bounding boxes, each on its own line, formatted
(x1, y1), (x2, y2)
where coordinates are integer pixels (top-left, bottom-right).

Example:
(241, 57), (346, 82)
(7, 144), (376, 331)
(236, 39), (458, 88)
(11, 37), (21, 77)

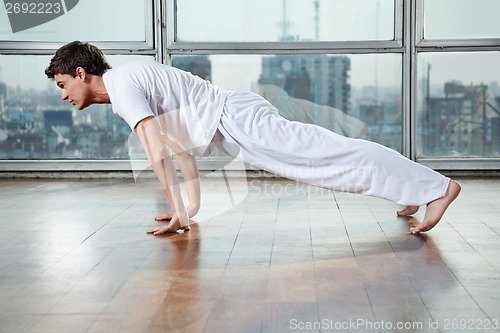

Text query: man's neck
(89, 74), (111, 104)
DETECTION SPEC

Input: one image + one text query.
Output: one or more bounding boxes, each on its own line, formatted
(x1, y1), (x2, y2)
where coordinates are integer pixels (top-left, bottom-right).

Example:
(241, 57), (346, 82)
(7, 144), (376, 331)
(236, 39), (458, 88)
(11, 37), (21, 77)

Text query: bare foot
(410, 180), (461, 234)
(397, 205), (420, 216)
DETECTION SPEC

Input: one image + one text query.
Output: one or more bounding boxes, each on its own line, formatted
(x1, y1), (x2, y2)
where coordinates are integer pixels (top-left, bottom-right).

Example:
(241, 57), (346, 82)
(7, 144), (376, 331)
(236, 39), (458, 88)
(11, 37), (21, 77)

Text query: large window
(0, 55), (155, 159)
(415, 0), (500, 168)
(0, 0), (147, 42)
(417, 52), (500, 158)
(171, 0), (405, 165)
(173, 53), (403, 152)
(423, 0), (500, 40)
(176, 0), (395, 42)
(0, 0), (157, 166)
(1, 0), (499, 171)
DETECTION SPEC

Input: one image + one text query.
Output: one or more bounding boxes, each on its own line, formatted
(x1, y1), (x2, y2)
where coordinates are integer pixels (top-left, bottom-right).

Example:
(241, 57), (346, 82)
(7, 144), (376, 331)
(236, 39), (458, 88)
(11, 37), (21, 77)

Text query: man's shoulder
(108, 61), (187, 81)
(106, 61), (173, 87)
(112, 60), (168, 74)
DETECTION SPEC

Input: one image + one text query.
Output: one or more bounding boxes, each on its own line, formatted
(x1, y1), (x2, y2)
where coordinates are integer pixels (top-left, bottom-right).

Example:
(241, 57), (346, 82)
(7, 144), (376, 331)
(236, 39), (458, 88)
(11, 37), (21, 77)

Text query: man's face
(54, 72), (91, 110)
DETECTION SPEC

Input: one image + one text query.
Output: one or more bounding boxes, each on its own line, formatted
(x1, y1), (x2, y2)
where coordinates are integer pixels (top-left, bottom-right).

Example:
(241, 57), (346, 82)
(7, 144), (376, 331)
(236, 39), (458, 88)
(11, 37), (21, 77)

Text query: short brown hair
(45, 41), (111, 79)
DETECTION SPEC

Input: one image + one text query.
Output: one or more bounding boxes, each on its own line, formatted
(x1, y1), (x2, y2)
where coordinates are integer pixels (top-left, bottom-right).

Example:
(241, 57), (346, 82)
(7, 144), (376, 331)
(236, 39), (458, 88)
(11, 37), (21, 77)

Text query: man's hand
(148, 211), (190, 235)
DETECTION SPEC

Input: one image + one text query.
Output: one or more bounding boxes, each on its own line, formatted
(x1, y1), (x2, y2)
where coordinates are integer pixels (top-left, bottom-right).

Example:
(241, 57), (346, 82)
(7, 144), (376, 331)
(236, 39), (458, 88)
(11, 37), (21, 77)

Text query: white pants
(212, 90), (449, 206)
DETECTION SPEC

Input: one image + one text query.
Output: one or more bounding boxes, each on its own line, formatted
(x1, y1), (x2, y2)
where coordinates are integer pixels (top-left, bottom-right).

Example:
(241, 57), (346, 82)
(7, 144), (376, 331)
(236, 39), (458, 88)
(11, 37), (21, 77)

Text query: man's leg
(216, 91), (459, 233)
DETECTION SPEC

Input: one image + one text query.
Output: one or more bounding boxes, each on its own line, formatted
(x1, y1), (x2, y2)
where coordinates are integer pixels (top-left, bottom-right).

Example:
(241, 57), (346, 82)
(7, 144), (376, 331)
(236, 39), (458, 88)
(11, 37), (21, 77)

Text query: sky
(0, 0), (499, 94)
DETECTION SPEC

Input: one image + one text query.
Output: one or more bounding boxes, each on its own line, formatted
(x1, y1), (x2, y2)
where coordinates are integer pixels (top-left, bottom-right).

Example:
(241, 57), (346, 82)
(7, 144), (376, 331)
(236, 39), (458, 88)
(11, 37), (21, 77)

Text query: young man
(45, 41), (461, 236)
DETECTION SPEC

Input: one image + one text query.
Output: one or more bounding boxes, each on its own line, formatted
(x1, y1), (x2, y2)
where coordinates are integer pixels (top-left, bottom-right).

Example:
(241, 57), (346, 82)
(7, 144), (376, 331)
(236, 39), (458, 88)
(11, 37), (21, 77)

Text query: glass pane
(423, 0), (500, 39)
(417, 52), (500, 158)
(176, 0), (395, 42)
(0, 0), (146, 42)
(0, 55), (155, 159)
(173, 53), (402, 153)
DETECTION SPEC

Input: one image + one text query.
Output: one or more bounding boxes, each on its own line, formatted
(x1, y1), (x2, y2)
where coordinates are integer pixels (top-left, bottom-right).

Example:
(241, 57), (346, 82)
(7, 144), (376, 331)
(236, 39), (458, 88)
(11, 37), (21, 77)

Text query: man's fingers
(147, 225), (179, 235)
(148, 215), (189, 235)
(154, 228), (171, 235)
(147, 227), (160, 234)
(410, 226), (425, 234)
(155, 213), (174, 221)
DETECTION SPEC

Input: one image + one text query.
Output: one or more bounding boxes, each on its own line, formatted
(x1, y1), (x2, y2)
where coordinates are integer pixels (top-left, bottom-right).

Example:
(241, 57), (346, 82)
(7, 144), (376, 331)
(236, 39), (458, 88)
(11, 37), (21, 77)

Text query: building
(259, 54), (351, 112)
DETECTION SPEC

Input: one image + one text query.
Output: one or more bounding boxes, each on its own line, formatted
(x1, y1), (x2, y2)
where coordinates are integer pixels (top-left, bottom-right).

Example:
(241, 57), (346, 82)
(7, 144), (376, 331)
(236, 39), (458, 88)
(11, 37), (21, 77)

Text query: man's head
(45, 40), (111, 79)
(46, 41), (111, 110)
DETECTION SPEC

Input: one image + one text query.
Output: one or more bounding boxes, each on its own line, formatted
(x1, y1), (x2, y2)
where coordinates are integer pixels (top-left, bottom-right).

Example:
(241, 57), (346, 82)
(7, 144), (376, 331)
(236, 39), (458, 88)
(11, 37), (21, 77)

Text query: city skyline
(1, 51), (499, 96)
(1, 52), (499, 159)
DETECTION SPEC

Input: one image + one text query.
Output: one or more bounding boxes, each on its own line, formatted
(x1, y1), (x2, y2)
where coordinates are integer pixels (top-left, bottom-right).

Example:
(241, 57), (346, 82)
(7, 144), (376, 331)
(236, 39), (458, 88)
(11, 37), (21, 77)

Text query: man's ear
(75, 67), (86, 80)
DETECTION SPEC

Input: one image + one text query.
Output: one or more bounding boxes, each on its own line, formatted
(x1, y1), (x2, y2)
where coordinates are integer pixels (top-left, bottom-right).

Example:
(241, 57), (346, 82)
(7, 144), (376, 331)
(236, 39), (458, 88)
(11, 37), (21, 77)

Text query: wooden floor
(0, 176), (499, 333)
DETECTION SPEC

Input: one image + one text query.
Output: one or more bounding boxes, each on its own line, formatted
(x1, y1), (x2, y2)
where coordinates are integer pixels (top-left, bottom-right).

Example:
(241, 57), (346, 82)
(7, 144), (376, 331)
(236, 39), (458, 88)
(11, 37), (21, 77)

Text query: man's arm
(153, 151), (201, 221)
(159, 134), (201, 217)
(175, 151), (201, 216)
(135, 116), (189, 234)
